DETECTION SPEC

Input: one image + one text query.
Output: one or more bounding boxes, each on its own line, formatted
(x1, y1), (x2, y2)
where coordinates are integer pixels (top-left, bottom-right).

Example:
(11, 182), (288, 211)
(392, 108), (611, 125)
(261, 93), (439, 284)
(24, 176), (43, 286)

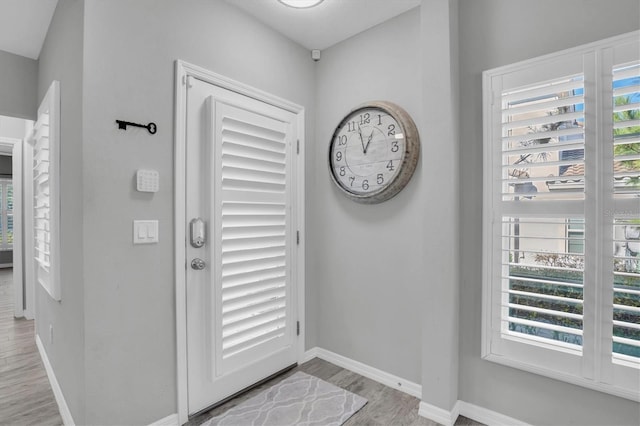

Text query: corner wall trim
(303, 347), (422, 398)
(148, 413), (179, 426)
(36, 334), (75, 426)
(418, 401), (460, 426)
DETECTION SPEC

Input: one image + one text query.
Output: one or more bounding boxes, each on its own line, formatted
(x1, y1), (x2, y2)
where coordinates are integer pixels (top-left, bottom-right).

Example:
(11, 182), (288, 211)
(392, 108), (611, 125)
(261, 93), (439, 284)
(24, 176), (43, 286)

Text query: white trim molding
(36, 334), (75, 426)
(418, 400), (532, 426)
(418, 400), (460, 426)
(304, 347), (422, 398)
(457, 401), (531, 426)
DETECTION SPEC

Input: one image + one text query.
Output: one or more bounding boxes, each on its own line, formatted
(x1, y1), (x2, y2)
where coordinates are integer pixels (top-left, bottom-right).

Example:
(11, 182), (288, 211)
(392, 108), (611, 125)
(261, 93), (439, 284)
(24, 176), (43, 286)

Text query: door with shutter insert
(185, 77), (299, 415)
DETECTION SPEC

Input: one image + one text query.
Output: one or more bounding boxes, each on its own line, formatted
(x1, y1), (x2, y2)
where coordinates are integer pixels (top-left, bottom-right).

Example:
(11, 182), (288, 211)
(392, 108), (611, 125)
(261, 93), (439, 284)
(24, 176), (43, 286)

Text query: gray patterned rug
(200, 371), (367, 426)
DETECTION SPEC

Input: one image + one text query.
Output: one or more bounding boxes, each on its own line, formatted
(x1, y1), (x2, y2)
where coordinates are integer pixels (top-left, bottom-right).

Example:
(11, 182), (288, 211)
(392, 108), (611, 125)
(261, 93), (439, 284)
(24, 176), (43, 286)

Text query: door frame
(173, 60), (306, 424)
(0, 137), (24, 317)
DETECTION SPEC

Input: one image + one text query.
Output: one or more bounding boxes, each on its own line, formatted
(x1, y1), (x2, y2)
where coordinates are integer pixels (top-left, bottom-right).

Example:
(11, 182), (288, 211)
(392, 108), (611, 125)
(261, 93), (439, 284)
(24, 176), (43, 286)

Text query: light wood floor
(187, 357), (484, 426)
(0, 268), (62, 426)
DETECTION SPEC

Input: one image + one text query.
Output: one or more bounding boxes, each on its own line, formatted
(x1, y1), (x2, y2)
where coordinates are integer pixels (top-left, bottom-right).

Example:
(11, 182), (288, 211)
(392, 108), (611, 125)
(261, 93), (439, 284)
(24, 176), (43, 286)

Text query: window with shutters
(482, 32), (639, 400)
(33, 81), (60, 301)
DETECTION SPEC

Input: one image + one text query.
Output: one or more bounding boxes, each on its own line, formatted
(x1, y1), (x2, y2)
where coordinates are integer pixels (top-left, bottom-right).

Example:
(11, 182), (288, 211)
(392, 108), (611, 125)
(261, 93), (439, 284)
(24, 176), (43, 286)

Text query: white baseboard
(148, 413), (179, 426)
(458, 401), (531, 426)
(418, 399), (531, 426)
(418, 400), (460, 426)
(303, 347), (422, 398)
(36, 334), (75, 426)
(304, 346), (529, 426)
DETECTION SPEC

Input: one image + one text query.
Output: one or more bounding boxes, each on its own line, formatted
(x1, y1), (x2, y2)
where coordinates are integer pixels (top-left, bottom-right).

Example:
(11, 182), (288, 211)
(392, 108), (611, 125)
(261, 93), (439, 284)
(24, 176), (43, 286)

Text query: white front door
(185, 76), (300, 415)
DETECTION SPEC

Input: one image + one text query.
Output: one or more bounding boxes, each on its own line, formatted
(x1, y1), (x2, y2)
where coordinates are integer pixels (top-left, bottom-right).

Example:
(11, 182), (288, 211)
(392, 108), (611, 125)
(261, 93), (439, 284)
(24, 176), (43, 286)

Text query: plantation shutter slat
(502, 79), (584, 102)
(211, 98), (292, 375)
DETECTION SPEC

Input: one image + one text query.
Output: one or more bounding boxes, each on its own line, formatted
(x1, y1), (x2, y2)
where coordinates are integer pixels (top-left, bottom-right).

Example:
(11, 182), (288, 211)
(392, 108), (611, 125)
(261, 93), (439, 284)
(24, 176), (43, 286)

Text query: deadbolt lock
(190, 218), (206, 248)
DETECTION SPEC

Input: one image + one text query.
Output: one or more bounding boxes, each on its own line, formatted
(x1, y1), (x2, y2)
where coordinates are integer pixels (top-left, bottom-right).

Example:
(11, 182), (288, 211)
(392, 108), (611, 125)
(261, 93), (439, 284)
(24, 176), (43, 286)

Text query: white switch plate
(136, 169), (159, 192)
(133, 220), (159, 244)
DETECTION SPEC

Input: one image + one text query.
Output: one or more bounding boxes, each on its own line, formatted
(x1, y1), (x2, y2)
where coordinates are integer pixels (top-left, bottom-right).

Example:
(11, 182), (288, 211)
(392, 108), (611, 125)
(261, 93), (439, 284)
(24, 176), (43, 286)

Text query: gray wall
(458, 0), (640, 425)
(314, 8), (424, 385)
(0, 50), (37, 120)
(80, 0), (315, 423)
(36, 0), (86, 423)
(0, 115), (29, 139)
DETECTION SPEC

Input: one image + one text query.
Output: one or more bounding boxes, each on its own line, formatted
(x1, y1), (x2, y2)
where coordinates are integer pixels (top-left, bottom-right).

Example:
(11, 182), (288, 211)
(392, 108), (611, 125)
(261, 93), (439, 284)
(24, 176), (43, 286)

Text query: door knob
(191, 258), (206, 270)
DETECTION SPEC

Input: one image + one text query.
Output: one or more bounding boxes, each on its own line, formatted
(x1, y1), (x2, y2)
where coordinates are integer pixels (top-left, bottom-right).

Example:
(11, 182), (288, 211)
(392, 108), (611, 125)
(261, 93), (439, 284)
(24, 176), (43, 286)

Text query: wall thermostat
(136, 169), (159, 193)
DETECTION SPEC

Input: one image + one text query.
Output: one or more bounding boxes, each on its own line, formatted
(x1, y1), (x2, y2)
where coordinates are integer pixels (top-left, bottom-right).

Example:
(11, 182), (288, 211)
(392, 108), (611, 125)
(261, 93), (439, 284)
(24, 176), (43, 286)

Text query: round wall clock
(328, 101), (420, 204)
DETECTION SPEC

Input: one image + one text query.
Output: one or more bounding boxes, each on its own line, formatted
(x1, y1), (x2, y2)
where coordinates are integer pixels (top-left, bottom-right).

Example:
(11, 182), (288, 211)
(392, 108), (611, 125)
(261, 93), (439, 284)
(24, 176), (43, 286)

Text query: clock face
(329, 102), (419, 203)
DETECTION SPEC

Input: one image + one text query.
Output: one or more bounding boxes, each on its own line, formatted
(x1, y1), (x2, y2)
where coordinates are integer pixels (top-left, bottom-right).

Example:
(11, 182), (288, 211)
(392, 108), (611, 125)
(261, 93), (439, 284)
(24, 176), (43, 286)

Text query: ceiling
(0, 0), (420, 60)
(0, 0), (58, 60)
(224, 0), (421, 50)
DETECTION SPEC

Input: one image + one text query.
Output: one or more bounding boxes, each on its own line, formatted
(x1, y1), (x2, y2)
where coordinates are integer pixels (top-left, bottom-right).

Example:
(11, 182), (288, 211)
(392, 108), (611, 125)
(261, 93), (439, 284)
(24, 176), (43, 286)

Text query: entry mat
(200, 371), (368, 426)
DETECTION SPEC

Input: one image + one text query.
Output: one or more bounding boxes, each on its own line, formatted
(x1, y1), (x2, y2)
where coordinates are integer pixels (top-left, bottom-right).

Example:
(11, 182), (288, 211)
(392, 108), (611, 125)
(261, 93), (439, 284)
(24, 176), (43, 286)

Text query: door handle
(191, 258), (206, 270)
(190, 218), (206, 248)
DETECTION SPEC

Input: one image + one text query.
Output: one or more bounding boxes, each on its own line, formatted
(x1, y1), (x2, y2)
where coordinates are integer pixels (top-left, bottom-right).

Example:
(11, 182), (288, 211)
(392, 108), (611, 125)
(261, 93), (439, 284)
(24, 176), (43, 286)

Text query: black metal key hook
(116, 119), (157, 135)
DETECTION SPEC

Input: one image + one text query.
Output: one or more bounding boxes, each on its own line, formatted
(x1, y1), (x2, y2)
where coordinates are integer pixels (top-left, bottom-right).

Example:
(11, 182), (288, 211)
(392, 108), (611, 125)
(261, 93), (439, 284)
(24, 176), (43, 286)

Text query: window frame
(482, 31), (640, 401)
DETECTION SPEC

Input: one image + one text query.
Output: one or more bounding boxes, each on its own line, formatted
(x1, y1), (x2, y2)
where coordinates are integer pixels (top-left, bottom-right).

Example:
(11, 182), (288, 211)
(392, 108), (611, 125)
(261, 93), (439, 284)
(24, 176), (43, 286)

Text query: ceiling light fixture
(278, 0), (324, 9)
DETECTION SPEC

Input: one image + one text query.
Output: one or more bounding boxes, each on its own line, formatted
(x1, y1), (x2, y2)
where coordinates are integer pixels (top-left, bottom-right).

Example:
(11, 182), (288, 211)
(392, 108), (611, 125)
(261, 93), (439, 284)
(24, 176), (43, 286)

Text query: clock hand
(357, 124), (366, 153)
(364, 130), (374, 154)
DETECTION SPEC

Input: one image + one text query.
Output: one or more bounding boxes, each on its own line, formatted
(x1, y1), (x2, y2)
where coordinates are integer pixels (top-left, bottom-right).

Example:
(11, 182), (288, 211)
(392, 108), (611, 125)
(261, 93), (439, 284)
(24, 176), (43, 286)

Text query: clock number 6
(362, 180), (369, 190)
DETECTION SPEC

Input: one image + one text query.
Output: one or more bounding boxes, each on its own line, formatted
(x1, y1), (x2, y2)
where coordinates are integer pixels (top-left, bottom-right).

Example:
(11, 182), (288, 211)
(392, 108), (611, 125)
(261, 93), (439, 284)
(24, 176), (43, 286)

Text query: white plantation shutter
(498, 71), (586, 352)
(501, 217), (584, 350)
(212, 99), (293, 375)
(483, 33), (640, 400)
(613, 218), (640, 362)
(32, 81), (60, 301)
(502, 75), (585, 201)
(611, 56), (640, 363)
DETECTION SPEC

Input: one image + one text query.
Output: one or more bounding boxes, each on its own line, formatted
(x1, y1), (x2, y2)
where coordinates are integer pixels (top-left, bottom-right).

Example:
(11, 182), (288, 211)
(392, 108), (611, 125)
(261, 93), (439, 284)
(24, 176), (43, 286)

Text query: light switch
(133, 220), (159, 244)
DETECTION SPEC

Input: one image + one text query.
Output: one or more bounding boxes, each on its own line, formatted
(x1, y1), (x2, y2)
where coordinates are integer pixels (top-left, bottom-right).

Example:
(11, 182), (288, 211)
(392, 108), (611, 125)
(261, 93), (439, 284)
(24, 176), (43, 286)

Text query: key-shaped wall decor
(116, 119), (157, 134)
